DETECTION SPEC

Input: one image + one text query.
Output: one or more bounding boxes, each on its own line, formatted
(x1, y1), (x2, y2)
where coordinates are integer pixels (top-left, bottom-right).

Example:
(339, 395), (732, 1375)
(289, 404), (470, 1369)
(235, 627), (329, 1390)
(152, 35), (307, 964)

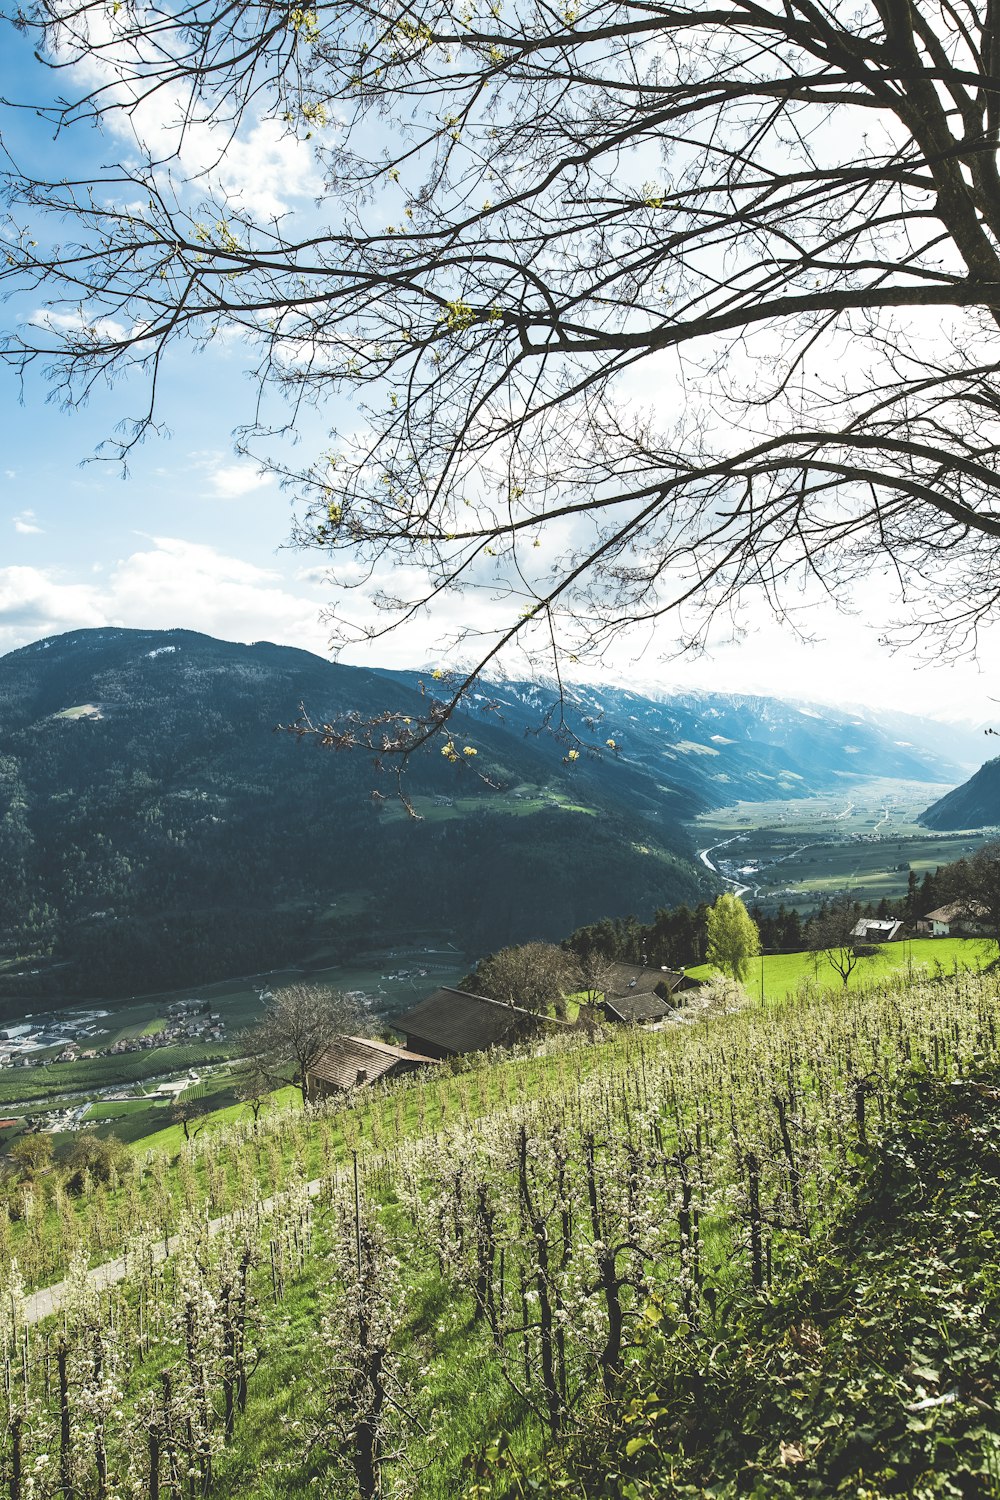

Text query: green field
(378, 783), (598, 823)
(689, 935), (993, 1001)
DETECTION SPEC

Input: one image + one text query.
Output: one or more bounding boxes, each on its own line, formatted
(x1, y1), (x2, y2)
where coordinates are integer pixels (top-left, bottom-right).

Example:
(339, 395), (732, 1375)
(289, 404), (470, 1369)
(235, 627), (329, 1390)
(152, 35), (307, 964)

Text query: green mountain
(0, 629), (709, 1001)
(921, 756), (1000, 829)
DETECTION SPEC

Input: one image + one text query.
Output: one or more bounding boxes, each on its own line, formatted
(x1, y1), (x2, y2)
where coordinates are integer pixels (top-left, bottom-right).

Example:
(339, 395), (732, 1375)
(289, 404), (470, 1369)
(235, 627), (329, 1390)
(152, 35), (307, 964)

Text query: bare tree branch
(5, 0), (1000, 730)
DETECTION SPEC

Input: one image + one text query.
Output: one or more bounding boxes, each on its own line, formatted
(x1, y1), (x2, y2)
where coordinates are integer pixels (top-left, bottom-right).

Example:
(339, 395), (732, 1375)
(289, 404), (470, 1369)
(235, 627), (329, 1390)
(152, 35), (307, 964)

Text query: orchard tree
(705, 894), (760, 983)
(171, 1093), (213, 1143)
(235, 1056), (274, 1123)
(63, 1132), (133, 1194)
(6, 1132), (53, 1179)
(246, 983), (371, 1105)
(4, 0), (1000, 740)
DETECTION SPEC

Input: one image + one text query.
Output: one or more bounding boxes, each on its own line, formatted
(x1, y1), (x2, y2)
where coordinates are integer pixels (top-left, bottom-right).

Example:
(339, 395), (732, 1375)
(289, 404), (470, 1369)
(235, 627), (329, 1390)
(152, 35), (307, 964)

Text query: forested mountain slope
(0, 629), (709, 998)
(922, 756), (1000, 830)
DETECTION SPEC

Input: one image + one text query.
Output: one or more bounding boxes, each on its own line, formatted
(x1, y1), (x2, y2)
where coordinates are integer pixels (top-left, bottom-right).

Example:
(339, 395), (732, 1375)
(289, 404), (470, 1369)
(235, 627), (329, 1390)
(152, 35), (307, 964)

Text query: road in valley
(697, 837), (752, 897)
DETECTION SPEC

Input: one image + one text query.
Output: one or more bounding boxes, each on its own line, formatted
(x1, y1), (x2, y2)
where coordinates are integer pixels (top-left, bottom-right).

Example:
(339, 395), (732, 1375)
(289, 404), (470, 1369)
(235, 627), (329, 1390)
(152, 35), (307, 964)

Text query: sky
(0, 29), (998, 725)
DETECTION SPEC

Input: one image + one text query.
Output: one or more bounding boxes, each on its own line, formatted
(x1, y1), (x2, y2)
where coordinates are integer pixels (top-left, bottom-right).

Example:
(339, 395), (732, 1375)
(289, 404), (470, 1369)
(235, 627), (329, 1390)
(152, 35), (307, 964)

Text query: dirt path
(22, 1177), (328, 1326)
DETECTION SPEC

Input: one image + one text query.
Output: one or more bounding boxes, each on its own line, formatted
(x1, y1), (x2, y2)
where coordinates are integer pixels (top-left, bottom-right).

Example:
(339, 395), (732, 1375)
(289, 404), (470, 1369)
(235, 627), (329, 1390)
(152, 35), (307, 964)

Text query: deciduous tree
(474, 942), (579, 1017)
(5, 0), (1000, 728)
(246, 984), (371, 1105)
(808, 898), (864, 988)
(705, 894), (760, 983)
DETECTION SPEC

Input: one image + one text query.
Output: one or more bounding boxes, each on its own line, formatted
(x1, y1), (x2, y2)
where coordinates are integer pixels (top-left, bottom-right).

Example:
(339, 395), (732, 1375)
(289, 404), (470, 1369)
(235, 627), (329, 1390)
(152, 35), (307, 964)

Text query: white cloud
(28, 308), (129, 343)
(59, 18), (324, 218)
(210, 119), (324, 219)
(13, 510), (44, 535)
(0, 539), (329, 656)
(0, 566), (108, 646)
(207, 462), (274, 500)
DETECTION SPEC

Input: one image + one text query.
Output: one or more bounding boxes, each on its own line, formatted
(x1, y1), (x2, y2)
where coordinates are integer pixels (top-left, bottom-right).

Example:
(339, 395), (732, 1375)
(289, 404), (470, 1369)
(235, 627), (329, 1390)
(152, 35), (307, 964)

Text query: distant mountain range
(0, 628), (978, 1002)
(380, 671), (976, 811)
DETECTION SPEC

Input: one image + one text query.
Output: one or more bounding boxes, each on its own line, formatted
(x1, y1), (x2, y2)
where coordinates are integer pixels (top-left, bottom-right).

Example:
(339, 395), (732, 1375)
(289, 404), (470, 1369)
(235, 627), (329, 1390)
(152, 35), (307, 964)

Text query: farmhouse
(592, 962), (682, 1023)
(603, 962), (685, 996)
(306, 1035), (440, 1096)
(851, 918), (904, 944)
(602, 991), (672, 1024)
(394, 987), (553, 1058)
(917, 902), (990, 937)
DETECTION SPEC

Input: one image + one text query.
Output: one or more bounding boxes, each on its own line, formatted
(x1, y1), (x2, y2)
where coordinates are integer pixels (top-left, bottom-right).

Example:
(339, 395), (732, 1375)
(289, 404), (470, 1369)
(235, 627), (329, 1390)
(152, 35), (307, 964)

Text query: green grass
(84, 1098), (164, 1120)
(54, 703), (103, 720)
(689, 936), (994, 1002)
(129, 1084), (301, 1155)
(379, 787), (598, 823)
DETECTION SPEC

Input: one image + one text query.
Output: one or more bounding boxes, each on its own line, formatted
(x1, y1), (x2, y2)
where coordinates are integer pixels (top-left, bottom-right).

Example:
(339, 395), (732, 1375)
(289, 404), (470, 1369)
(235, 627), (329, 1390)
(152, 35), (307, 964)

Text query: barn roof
(604, 992), (672, 1023)
(603, 963), (683, 997)
(922, 901), (988, 923)
(394, 987), (543, 1054)
(308, 1035), (440, 1091)
(851, 918), (904, 940)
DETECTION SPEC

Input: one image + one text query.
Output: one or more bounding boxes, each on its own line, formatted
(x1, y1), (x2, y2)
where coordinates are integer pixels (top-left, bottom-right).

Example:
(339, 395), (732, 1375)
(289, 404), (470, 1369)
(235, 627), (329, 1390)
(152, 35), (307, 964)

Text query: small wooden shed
(307, 1035), (440, 1097)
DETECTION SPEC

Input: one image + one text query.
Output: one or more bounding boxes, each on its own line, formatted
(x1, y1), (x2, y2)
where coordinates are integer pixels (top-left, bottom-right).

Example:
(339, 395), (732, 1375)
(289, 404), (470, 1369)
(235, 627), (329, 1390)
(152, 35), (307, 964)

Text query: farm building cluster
(306, 963), (696, 1098)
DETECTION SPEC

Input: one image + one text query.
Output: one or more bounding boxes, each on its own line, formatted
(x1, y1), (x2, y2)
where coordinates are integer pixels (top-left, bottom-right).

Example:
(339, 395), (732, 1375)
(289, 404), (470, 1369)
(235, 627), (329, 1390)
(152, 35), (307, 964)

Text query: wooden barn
(393, 987), (551, 1059)
(597, 962), (684, 1024)
(306, 1035), (440, 1097)
(602, 962), (684, 998)
(602, 990), (672, 1024)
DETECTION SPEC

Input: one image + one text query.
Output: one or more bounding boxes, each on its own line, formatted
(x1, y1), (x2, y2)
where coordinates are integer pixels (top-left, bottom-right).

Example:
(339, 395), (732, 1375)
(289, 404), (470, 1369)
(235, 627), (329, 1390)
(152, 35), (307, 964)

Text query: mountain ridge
(921, 757), (1000, 830)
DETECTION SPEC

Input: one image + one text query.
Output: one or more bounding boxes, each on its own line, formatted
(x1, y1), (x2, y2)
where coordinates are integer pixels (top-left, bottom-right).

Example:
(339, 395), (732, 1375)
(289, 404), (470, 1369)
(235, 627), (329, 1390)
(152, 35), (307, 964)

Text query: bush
(63, 1131), (134, 1194)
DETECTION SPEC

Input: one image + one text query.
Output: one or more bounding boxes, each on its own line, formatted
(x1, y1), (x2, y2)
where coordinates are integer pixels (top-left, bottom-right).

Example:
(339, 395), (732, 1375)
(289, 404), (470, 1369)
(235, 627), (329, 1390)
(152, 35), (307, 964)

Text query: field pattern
(691, 779), (989, 910)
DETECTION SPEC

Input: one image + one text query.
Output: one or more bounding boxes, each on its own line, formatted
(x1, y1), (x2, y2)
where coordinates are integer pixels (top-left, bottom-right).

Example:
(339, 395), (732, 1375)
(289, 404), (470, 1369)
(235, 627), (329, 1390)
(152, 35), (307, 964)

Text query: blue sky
(1, 25), (998, 724)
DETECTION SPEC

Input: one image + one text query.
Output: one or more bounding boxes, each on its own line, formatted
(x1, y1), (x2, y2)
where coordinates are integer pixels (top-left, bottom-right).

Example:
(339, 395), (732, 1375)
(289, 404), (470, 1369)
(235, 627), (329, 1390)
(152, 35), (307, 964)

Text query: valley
(2, 626), (997, 1159)
(0, 944), (468, 1148)
(2, 630), (1000, 1498)
(690, 777), (989, 910)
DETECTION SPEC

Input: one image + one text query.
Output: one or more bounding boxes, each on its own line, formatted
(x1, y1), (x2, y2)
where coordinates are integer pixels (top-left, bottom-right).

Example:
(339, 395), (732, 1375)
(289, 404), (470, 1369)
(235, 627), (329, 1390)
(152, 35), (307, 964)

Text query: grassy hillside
(687, 935), (994, 1001)
(2, 966), (1000, 1497)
